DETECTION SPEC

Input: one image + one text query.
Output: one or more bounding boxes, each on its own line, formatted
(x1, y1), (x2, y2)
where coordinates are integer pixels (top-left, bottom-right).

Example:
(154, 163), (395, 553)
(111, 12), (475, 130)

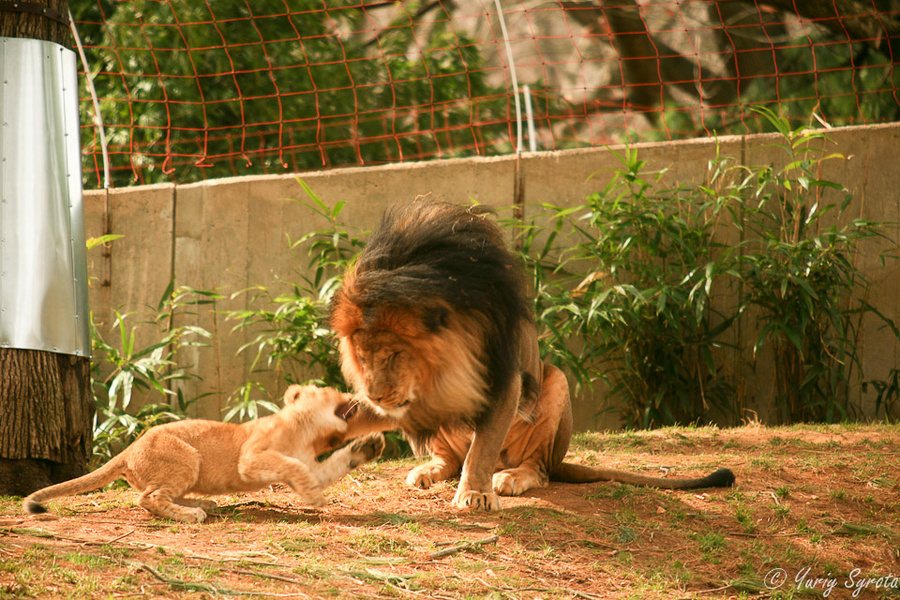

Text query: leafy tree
(71, 0), (510, 186)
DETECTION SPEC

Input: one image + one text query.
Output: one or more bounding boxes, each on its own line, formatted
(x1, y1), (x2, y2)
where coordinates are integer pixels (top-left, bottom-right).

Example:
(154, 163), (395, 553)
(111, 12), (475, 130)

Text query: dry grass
(1, 423), (898, 599)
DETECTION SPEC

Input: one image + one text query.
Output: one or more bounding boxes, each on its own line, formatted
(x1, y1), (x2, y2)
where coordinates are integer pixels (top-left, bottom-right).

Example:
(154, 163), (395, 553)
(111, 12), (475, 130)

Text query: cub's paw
(191, 508), (208, 523)
(349, 433), (386, 465)
(170, 507), (206, 523)
(453, 489), (501, 511)
(303, 492), (327, 507)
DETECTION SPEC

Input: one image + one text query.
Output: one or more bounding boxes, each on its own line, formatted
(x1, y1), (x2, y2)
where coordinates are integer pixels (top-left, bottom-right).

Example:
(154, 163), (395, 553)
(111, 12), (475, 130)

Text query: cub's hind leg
(173, 497), (218, 511)
(138, 487), (207, 523)
(130, 434), (206, 522)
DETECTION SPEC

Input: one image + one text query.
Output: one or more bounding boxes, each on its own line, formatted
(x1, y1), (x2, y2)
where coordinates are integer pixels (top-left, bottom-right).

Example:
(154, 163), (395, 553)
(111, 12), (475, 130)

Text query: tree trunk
(0, 351), (93, 495)
(0, 0), (70, 42)
(0, 0), (94, 496)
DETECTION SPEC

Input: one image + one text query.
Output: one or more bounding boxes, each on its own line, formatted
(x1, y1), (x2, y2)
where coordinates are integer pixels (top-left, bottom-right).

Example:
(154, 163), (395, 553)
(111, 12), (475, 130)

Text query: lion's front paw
(453, 489), (501, 511)
(350, 433), (386, 463)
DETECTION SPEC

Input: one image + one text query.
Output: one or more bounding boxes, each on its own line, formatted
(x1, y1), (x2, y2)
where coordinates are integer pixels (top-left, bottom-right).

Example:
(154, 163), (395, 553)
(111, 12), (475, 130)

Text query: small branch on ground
(429, 534), (499, 559)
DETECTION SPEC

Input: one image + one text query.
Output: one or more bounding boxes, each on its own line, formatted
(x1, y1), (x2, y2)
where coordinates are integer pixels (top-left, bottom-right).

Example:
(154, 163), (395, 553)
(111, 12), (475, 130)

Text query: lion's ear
(423, 306), (449, 332)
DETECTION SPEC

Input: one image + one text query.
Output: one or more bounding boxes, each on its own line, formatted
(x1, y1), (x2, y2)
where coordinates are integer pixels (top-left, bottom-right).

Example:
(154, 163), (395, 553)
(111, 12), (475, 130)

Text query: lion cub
(23, 385), (384, 522)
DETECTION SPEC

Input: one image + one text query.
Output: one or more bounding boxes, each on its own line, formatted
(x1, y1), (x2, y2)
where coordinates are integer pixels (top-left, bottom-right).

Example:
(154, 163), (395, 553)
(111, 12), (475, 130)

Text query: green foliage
(71, 0), (509, 187)
(519, 108), (897, 427)
(518, 148), (738, 428)
(90, 283), (220, 462)
(722, 106), (897, 423)
(863, 368), (900, 422)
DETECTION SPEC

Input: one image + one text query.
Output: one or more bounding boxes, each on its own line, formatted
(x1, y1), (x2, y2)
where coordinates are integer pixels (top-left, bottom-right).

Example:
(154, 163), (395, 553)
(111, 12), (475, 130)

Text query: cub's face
(283, 384), (355, 454)
(341, 329), (421, 419)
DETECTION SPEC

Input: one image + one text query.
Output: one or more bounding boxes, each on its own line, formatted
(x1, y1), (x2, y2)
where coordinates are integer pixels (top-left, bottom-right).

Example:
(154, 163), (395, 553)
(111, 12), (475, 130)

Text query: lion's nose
(365, 384), (385, 404)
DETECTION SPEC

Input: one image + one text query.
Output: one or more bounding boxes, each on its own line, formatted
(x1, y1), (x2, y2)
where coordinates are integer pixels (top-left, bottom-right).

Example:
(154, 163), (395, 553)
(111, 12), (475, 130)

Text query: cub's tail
(551, 462), (735, 490)
(22, 456), (127, 515)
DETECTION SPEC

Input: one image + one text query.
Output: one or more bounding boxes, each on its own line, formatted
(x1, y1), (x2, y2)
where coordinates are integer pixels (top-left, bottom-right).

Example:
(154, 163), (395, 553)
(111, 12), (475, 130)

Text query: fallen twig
(429, 534), (499, 559)
(133, 561), (248, 596)
(103, 530), (135, 545)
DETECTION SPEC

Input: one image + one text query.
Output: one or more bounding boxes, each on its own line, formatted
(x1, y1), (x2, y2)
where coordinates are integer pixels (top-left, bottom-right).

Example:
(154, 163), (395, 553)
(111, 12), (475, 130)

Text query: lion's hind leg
(406, 457), (459, 489)
(493, 466), (547, 497)
(406, 432), (465, 489)
(493, 363), (571, 498)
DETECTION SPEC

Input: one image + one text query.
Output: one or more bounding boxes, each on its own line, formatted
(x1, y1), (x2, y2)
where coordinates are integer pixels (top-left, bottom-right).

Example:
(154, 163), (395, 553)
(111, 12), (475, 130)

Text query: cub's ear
(423, 306), (449, 332)
(283, 384), (306, 405)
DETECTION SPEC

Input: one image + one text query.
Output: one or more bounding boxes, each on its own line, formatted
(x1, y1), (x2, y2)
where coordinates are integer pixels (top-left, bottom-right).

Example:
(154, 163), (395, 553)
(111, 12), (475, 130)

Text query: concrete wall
(84, 122), (900, 429)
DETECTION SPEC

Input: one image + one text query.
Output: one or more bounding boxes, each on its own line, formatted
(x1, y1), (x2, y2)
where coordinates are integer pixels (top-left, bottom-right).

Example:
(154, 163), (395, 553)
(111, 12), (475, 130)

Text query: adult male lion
(332, 201), (734, 510)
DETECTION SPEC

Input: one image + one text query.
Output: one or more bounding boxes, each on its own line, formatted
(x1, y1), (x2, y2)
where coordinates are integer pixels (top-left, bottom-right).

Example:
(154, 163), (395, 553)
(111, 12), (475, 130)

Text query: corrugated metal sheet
(0, 37), (90, 357)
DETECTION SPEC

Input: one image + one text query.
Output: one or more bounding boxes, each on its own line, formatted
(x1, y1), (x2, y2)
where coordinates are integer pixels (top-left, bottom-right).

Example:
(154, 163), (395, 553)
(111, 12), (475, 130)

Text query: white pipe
(492, 0), (523, 154)
(69, 9), (111, 189)
(523, 84), (536, 153)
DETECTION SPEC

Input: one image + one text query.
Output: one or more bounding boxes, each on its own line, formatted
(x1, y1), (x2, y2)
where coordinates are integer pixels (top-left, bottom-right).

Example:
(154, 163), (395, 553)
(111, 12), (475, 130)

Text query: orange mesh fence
(71, 0), (900, 188)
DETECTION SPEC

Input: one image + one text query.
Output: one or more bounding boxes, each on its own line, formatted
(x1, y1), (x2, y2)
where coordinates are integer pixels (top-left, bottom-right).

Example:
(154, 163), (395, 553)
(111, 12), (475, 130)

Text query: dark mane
(336, 200), (533, 402)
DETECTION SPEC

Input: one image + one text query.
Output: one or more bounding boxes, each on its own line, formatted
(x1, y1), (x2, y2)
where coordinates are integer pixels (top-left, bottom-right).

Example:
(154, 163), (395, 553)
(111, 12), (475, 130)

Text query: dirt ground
(1, 423), (898, 599)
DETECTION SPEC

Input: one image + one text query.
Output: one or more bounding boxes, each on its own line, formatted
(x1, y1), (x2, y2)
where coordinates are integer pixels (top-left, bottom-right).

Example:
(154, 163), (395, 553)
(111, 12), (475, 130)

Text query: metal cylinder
(0, 37), (90, 357)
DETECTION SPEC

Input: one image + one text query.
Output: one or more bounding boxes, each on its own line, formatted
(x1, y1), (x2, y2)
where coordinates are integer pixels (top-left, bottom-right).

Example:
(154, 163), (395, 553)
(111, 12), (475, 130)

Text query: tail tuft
(703, 467), (736, 488)
(23, 498), (48, 515)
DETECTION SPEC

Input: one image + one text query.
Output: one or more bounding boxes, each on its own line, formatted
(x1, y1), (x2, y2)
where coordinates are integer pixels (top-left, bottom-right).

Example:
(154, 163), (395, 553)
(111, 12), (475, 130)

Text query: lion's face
(341, 329), (422, 419)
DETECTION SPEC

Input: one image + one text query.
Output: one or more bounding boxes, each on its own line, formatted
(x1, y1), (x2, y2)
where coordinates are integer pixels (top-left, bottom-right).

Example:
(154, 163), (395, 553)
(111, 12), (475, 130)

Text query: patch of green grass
(347, 532), (409, 556)
(614, 507), (640, 526)
(64, 551), (115, 567)
(0, 558), (21, 574)
(585, 483), (636, 501)
(694, 531), (726, 562)
(616, 526), (638, 544)
(750, 457), (776, 469)
(773, 505), (791, 519)
(735, 506), (757, 533)
(276, 536), (329, 554)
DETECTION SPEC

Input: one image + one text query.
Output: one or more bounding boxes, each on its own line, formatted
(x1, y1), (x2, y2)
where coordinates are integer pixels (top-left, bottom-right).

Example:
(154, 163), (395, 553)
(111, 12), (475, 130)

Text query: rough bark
(0, 350), (93, 495)
(0, 0), (92, 496)
(0, 0), (71, 45)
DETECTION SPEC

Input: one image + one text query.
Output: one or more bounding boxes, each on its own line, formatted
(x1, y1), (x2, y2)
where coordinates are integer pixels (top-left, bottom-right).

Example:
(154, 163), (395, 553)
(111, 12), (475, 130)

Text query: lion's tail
(22, 455), (127, 515)
(550, 462), (735, 490)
